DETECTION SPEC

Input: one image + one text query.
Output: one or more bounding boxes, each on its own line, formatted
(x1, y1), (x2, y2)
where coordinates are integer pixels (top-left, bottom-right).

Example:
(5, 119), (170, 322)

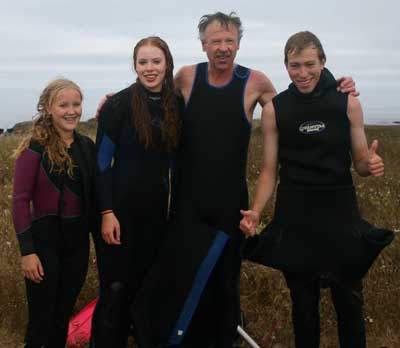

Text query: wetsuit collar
(288, 68), (337, 100)
(138, 83), (162, 100)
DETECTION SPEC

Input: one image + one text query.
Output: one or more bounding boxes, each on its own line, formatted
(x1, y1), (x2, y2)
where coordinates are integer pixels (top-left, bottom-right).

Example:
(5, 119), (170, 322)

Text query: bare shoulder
(248, 69), (275, 91)
(175, 65), (196, 86)
(175, 65), (196, 101)
(247, 69), (277, 106)
(347, 94), (363, 124)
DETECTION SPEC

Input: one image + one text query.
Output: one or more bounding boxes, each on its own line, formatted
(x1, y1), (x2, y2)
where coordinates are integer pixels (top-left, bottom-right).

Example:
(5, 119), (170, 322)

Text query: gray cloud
(1, 0), (400, 126)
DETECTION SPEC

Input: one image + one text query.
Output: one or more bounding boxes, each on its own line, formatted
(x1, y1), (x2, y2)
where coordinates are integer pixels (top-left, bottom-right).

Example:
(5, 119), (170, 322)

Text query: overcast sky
(1, 0), (400, 128)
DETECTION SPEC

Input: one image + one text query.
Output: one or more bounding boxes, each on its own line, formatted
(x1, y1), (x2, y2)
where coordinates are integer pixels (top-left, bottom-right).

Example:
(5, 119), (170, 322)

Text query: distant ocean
(1, 82), (399, 129)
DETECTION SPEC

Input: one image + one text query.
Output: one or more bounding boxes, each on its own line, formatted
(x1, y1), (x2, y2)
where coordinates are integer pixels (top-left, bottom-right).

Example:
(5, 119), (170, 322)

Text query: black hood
(288, 68), (337, 101)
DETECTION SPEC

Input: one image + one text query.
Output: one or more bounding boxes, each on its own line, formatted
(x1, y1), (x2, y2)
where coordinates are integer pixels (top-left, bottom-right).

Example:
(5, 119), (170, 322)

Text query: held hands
(368, 140), (384, 176)
(21, 253), (44, 283)
(239, 210), (260, 237)
(101, 212), (121, 245)
(336, 76), (360, 97)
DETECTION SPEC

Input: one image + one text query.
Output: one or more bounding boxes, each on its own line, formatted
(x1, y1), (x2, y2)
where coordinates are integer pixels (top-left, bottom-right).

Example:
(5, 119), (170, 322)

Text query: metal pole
(237, 325), (261, 348)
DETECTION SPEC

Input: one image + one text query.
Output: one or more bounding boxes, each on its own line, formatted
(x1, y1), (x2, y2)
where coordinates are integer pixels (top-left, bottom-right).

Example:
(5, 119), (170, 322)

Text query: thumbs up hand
(367, 140), (384, 176)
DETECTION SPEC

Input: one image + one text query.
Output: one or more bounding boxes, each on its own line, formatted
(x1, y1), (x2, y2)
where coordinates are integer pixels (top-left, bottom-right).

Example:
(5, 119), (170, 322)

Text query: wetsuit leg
(91, 203), (133, 348)
(284, 272), (320, 348)
(123, 186), (168, 324)
(214, 237), (242, 348)
(24, 222), (89, 348)
(47, 236), (89, 347)
(90, 233), (131, 347)
(92, 191), (167, 348)
(128, 214), (167, 296)
(180, 225), (242, 348)
(24, 242), (59, 348)
(330, 279), (366, 348)
(91, 281), (131, 348)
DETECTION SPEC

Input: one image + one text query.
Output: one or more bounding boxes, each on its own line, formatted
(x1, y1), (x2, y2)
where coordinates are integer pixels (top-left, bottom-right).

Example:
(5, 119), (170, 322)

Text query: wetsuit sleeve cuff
(98, 202), (113, 213)
(17, 231), (36, 256)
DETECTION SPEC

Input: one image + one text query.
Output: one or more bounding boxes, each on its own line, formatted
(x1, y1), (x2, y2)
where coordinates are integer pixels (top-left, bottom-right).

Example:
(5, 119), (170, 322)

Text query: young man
(240, 31), (393, 348)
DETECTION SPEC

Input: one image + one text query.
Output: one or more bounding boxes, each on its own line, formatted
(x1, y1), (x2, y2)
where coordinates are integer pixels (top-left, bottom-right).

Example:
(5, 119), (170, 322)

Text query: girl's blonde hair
(16, 78), (83, 177)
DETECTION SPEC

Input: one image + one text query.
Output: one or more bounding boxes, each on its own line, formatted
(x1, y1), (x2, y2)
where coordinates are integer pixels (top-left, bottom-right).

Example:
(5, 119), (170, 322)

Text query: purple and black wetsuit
(12, 133), (96, 348)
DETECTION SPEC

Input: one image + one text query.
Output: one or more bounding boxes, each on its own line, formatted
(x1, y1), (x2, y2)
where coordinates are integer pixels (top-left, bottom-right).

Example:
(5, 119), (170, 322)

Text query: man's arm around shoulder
(174, 65), (197, 103)
(248, 69), (277, 107)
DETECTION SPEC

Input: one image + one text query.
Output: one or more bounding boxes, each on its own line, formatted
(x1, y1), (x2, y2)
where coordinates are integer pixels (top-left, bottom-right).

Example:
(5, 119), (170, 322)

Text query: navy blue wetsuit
(92, 84), (178, 348)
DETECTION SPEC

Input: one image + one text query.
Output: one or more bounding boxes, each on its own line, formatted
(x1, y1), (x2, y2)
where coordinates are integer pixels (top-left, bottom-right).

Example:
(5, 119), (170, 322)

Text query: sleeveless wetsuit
(244, 68), (393, 277)
(92, 84), (176, 348)
(131, 63), (251, 348)
(177, 62), (251, 348)
(244, 68), (393, 348)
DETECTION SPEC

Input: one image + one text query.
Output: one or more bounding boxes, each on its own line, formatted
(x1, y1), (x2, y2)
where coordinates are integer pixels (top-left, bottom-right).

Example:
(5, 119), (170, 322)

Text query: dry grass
(0, 123), (398, 348)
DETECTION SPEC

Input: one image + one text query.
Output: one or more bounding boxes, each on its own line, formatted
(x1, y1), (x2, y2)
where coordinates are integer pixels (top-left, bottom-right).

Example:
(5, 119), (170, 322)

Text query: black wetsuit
(12, 134), (96, 348)
(175, 62), (251, 348)
(131, 63), (251, 348)
(276, 69), (366, 348)
(92, 84), (175, 348)
(244, 69), (393, 348)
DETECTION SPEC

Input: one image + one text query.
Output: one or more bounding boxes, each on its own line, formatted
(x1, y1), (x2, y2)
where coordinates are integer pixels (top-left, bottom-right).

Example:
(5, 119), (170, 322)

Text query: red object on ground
(67, 298), (98, 346)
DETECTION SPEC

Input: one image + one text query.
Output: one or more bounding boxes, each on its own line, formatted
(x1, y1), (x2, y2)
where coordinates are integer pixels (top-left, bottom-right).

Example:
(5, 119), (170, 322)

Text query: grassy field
(0, 123), (398, 348)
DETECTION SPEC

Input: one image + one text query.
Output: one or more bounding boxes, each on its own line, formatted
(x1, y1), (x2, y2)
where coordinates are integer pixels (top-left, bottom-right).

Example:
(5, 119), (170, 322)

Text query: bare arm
(240, 102), (279, 236)
(348, 95), (384, 177)
(244, 70), (277, 121)
(256, 73), (277, 107)
(174, 65), (196, 104)
(252, 102), (279, 212)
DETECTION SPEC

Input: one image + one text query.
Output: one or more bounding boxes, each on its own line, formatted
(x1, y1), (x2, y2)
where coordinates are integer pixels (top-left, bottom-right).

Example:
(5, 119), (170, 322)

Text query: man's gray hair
(198, 11), (243, 41)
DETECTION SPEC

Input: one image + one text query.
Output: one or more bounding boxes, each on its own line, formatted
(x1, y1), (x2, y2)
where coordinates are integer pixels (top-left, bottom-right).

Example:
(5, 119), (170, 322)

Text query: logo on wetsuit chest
(299, 120), (326, 134)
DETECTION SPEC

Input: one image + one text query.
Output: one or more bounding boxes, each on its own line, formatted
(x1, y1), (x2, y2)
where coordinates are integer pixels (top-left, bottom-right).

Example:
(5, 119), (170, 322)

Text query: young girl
(91, 36), (182, 348)
(12, 79), (96, 348)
